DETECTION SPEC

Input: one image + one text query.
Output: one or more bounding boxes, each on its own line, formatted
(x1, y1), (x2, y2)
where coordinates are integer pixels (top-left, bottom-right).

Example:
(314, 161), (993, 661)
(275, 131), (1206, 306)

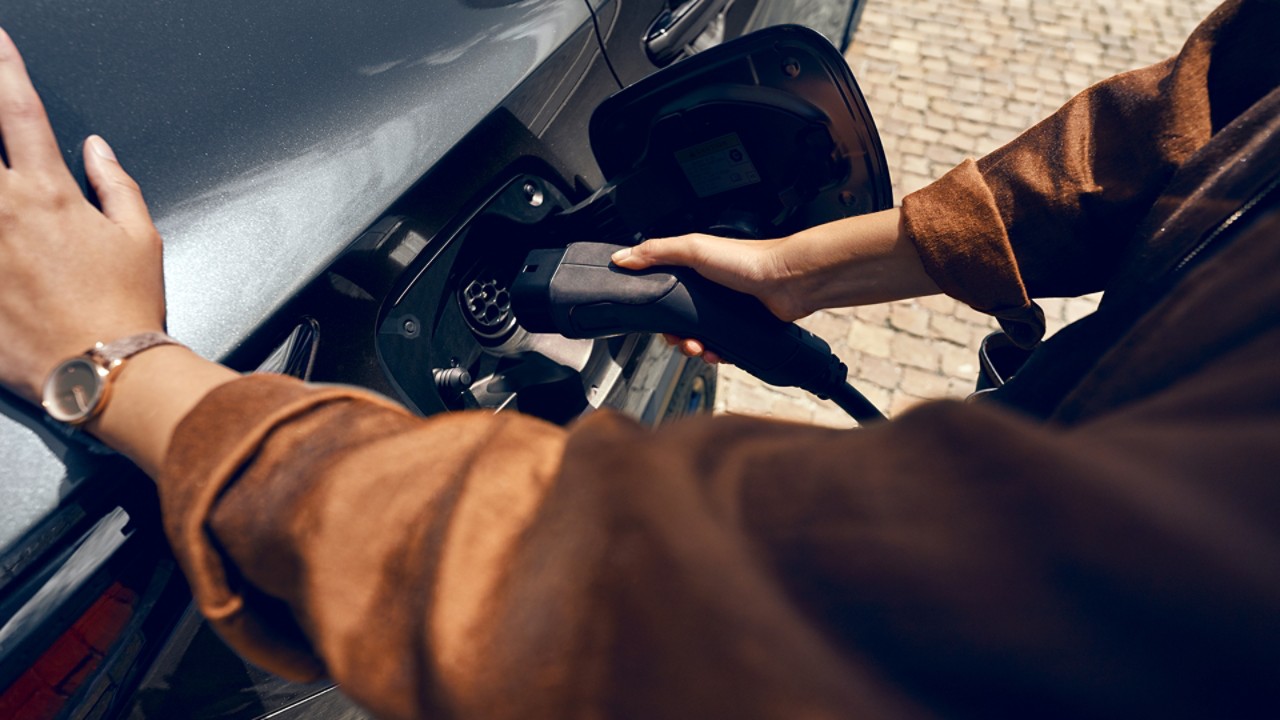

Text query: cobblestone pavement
(714, 0), (1222, 427)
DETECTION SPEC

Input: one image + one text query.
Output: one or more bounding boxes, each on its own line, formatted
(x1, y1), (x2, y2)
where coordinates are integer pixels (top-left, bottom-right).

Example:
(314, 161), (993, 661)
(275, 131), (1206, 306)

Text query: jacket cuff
(902, 159), (1046, 347)
(158, 373), (407, 680)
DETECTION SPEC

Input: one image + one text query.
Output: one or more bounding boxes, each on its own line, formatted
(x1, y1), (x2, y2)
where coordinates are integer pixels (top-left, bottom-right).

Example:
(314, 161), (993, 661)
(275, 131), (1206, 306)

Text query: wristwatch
(41, 331), (182, 426)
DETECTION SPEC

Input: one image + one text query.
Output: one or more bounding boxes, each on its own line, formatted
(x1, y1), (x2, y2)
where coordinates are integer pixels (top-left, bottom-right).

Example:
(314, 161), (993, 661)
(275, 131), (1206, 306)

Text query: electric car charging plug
(510, 242), (886, 424)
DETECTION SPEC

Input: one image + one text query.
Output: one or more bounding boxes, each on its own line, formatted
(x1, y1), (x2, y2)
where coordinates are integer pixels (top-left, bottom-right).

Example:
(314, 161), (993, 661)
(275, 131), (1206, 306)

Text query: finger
(680, 339), (723, 364)
(84, 135), (156, 237)
(611, 235), (706, 271)
(680, 338), (705, 358)
(665, 334), (721, 363)
(0, 27), (64, 171)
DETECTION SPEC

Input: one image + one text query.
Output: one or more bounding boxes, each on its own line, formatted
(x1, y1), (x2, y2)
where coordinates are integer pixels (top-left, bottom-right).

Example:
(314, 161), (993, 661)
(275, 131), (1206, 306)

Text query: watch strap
(42, 331), (186, 430)
(41, 413), (117, 455)
(92, 331), (182, 366)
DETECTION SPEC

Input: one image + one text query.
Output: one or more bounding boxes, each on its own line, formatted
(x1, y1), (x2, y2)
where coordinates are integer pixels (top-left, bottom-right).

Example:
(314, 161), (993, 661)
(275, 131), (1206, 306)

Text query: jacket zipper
(1173, 171), (1280, 275)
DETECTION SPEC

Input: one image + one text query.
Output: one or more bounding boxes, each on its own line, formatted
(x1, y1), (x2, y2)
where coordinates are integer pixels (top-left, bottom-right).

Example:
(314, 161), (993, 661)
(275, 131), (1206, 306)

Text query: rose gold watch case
(41, 353), (115, 425)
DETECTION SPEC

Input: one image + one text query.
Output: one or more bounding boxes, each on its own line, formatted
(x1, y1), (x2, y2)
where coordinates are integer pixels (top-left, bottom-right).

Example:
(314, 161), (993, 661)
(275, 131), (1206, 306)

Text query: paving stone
(769, 394), (818, 424)
(901, 367), (952, 397)
(939, 132), (975, 152)
(900, 154), (931, 176)
(953, 303), (994, 326)
(854, 353), (903, 389)
(947, 377), (978, 397)
(888, 302), (931, 336)
(940, 342), (980, 380)
(926, 112), (957, 131)
(847, 321), (897, 358)
(852, 302), (891, 325)
(897, 137), (927, 156)
(797, 310), (853, 345)
(891, 333), (941, 372)
(929, 313), (974, 347)
(888, 37), (921, 55)
(900, 92), (930, 111)
(929, 162), (957, 179)
(906, 125), (944, 143)
(917, 294), (957, 314)
(858, 384), (895, 414)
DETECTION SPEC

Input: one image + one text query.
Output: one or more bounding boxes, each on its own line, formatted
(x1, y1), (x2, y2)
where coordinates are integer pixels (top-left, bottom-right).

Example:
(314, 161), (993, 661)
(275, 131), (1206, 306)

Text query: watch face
(43, 357), (107, 424)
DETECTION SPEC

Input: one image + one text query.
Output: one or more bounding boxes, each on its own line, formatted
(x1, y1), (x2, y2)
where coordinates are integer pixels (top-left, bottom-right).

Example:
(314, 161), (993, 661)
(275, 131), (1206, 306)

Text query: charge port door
(589, 23), (893, 241)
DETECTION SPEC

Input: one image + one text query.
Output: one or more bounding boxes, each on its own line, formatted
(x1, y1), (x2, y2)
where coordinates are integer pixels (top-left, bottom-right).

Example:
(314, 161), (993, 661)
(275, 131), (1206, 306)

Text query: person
(2, 0), (1278, 717)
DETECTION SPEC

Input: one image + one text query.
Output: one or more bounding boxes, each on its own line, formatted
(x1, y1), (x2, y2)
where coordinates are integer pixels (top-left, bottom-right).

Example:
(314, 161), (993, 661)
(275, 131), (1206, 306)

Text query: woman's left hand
(0, 27), (167, 403)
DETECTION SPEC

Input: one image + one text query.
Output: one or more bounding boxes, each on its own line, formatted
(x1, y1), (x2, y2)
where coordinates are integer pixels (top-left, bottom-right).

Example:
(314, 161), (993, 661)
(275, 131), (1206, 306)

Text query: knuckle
(27, 174), (75, 209)
(686, 233), (716, 254)
(34, 173), (64, 196)
(643, 237), (679, 262)
(130, 223), (163, 249)
(633, 240), (659, 258)
(2, 93), (46, 123)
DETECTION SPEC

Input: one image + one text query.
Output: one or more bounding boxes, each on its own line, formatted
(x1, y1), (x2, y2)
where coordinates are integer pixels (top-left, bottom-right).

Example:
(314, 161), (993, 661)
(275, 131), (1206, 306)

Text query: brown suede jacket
(159, 1), (1280, 717)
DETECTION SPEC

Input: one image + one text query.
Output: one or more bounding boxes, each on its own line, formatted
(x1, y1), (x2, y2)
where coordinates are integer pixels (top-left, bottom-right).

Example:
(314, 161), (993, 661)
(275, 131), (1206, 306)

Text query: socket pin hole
(460, 271), (518, 342)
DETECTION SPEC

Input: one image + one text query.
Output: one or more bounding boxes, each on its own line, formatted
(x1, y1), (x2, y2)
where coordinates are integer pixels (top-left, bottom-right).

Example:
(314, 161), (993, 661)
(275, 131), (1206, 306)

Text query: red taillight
(0, 582), (137, 720)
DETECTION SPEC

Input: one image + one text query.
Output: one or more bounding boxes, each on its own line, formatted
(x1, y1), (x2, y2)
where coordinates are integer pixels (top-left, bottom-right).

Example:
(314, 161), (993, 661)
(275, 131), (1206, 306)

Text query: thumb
(611, 234), (705, 271)
(83, 135), (157, 239)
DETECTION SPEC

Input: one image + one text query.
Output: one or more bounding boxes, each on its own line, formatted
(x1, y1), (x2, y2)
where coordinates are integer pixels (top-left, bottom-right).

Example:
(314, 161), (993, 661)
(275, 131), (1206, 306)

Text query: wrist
(86, 345), (239, 477)
(39, 329), (177, 424)
(753, 237), (815, 322)
(27, 323), (167, 402)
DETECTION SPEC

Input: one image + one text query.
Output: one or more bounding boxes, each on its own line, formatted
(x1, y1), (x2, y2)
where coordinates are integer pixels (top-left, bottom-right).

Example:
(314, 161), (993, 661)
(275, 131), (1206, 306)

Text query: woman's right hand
(611, 234), (799, 364)
(610, 209), (941, 363)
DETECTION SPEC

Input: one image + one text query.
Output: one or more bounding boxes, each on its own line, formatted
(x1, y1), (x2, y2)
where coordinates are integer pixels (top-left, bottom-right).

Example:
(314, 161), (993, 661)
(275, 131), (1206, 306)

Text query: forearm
(163, 376), (911, 718)
(615, 208), (941, 328)
(770, 207), (941, 317)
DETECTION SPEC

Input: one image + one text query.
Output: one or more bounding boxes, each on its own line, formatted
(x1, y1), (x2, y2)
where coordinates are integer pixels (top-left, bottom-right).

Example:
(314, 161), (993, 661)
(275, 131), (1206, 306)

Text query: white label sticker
(673, 133), (761, 198)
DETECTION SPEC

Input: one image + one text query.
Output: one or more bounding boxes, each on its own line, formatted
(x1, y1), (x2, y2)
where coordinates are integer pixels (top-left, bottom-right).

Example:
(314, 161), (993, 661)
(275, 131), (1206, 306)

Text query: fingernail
(88, 135), (116, 162)
(610, 248), (632, 264)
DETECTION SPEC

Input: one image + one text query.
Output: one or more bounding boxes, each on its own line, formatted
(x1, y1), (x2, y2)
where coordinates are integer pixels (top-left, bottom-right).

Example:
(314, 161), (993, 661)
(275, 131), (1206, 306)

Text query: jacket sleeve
(899, 0), (1280, 344)
(158, 360), (1280, 719)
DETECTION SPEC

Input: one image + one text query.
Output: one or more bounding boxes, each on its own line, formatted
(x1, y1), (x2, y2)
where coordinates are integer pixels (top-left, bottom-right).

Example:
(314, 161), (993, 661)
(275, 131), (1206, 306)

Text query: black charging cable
(826, 380), (886, 424)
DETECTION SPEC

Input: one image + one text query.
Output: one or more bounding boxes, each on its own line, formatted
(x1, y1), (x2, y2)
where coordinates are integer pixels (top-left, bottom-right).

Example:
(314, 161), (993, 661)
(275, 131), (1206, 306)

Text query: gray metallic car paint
(0, 0), (597, 549)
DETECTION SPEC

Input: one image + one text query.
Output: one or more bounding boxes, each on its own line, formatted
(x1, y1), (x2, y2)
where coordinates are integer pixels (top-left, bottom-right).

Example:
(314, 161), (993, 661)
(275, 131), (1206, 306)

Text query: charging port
(459, 270), (517, 346)
(376, 173), (651, 425)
